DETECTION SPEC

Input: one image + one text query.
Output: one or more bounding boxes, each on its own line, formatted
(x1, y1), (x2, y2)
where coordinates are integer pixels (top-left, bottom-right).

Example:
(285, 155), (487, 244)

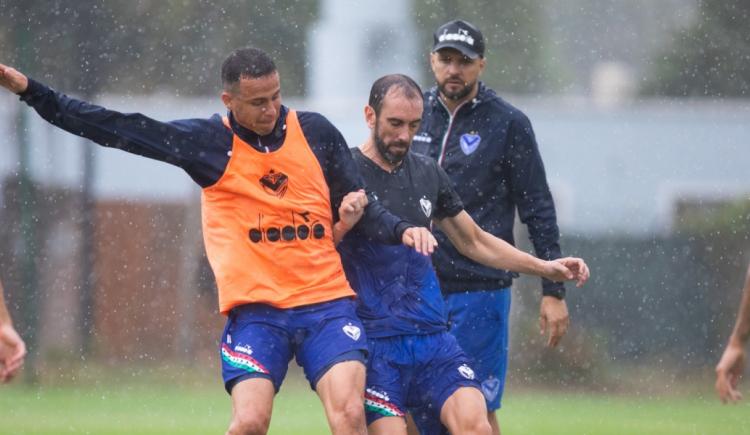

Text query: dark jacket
(412, 83), (565, 298)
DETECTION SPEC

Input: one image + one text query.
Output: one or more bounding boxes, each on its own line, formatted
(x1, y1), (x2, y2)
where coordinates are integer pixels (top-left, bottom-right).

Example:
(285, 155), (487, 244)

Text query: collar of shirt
(228, 105), (289, 153)
(427, 81), (493, 112)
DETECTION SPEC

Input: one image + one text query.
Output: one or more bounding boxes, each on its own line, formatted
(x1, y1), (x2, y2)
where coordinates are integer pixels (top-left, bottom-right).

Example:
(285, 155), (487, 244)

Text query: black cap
(432, 19), (485, 59)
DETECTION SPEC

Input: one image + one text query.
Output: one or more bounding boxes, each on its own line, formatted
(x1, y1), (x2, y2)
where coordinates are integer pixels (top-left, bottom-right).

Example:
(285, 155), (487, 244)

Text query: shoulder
(477, 85), (529, 122)
(407, 152), (445, 181)
(167, 114), (232, 141)
(295, 110), (347, 146)
(421, 88), (442, 115)
(296, 110), (339, 133)
(408, 150), (439, 170)
(350, 146), (364, 158)
(170, 113), (227, 130)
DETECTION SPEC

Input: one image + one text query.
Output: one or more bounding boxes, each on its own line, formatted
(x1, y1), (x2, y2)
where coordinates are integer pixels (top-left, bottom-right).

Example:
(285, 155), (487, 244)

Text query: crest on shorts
(458, 363), (476, 380)
(419, 196), (432, 218)
(460, 133), (481, 155)
(342, 323), (361, 341)
(481, 377), (501, 401)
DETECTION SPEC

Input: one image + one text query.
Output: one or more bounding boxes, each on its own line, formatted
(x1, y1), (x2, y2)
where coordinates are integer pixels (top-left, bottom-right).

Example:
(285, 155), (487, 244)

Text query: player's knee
(469, 418), (493, 435)
(227, 410), (271, 435)
(451, 414), (491, 435)
(328, 400), (366, 431)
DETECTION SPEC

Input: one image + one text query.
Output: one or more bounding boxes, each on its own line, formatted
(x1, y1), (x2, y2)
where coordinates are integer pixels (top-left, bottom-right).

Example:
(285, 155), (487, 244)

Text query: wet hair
(221, 48), (277, 89)
(368, 74), (423, 116)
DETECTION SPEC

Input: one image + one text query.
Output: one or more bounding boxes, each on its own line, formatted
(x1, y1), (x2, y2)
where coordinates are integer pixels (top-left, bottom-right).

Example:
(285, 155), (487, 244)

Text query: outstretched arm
(0, 63), (226, 187)
(436, 210), (587, 347)
(0, 280), (26, 383)
(716, 263), (750, 403)
(435, 211), (589, 285)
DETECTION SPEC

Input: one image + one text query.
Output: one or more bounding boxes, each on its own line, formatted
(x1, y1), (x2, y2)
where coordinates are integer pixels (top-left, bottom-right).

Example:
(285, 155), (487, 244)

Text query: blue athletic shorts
(220, 297), (368, 394)
(363, 332), (479, 427)
(445, 288), (511, 411)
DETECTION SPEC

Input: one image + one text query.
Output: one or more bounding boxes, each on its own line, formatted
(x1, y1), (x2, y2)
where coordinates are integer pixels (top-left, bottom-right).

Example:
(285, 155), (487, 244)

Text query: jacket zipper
(436, 98), (468, 167)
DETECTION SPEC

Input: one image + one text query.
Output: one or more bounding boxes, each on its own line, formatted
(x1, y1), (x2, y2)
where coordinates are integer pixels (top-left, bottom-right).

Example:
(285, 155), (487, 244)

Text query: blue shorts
(363, 332), (479, 427)
(445, 288), (511, 411)
(220, 297), (368, 394)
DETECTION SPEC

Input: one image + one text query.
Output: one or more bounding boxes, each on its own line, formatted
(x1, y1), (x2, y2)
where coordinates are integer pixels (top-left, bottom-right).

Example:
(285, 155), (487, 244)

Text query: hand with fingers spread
(401, 226), (438, 256)
(539, 296), (569, 348)
(0, 64), (29, 94)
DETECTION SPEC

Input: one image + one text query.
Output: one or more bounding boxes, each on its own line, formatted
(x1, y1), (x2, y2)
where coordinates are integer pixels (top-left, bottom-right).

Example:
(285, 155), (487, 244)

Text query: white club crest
(419, 197), (432, 218)
(460, 133), (481, 155)
(458, 364), (476, 380)
(342, 324), (361, 341)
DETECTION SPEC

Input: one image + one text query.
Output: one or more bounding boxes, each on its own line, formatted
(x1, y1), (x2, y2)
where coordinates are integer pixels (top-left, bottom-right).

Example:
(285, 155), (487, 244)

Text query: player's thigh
(316, 359), (367, 409)
(369, 416), (408, 435)
(440, 386), (490, 434)
(229, 377), (276, 433)
(316, 360), (368, 432)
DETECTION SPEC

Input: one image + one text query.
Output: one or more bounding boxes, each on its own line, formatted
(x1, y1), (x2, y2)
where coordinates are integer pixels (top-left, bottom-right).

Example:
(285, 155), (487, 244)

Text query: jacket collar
(426, 82), (493, 114)
(228, 105), (289, 152)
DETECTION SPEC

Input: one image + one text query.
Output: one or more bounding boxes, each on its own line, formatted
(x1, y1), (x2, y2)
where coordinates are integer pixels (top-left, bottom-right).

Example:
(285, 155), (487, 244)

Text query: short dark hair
(368, 74), (423, 116)
(221, 48), (277, 88)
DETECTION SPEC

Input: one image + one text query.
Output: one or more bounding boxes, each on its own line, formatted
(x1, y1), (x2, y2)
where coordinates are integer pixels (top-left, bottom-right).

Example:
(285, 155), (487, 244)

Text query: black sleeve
(18, 78), (230, 187)
(433, 163), (464, 220)
(507, 115), (566, 299)
(297, 112), (413, 243)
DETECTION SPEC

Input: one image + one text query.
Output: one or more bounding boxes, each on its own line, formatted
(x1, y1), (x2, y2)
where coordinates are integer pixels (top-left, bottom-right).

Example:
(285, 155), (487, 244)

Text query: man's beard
(374, 123), (409, 165)
(438, 78), (474, 101)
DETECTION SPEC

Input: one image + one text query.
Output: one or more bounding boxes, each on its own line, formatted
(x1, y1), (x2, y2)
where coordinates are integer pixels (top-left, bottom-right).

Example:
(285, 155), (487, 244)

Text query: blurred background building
(0, 0), (749, 388)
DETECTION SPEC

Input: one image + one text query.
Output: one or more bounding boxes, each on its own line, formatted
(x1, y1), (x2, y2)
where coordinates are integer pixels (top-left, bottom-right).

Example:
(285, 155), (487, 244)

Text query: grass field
(1, 372), (749, 434)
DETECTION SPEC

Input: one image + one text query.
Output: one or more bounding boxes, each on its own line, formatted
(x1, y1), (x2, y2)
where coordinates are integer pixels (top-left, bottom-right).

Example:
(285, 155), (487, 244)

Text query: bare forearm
(333, 221), (352, 246)
(730, 266), (750, 345)
(0, 281), (10, 326)
(439, 211), (546, 276)
(459, 229), (546, 276)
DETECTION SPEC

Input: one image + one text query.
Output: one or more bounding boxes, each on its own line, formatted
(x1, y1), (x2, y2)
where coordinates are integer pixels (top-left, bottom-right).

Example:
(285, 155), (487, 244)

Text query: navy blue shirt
(18, 78), (410, 243)
(338, 148), (463, 337)
(413, 83), (565, 298)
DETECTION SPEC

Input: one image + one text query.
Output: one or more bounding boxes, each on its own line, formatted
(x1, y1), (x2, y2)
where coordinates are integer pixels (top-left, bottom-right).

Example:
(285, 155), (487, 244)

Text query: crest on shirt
(459, 132), (481, 155)
(259, 169), (289, 198)
(419, 196), (432, 218)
